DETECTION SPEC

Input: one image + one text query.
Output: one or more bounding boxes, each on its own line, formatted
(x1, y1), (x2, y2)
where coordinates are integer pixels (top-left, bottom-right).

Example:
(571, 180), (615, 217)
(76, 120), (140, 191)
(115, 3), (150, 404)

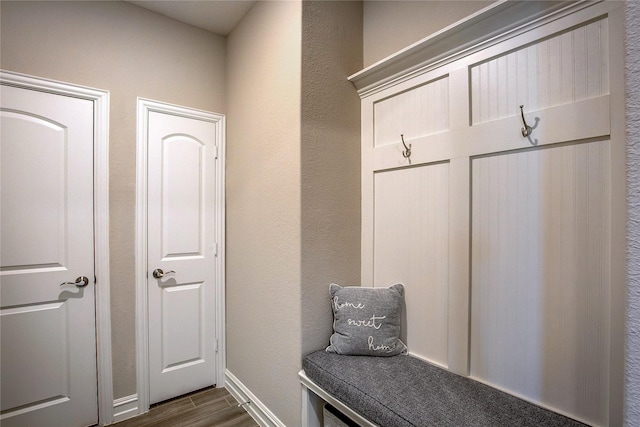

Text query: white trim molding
(0, 70), (113, 425)
(135, 98), (226, 414)
(112, 394), (139, 423)
(349, 0), (601, 96)
(225, 370), (287, 427)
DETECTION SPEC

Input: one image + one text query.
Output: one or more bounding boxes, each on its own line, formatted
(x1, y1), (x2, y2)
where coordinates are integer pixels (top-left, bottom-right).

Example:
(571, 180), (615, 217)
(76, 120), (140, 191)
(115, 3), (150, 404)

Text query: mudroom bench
(299, 0), (625, 425)
(300, 350), (587, 427)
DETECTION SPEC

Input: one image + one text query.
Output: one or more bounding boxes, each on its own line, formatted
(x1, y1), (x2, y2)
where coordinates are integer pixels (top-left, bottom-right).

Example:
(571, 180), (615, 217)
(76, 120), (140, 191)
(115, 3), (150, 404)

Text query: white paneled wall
(356, 3), (624, 425)
(373, 163), (450, 367)
(470, 141), (611, 426)
(471, 18), (609, 124)
(374, 76), (449, 147)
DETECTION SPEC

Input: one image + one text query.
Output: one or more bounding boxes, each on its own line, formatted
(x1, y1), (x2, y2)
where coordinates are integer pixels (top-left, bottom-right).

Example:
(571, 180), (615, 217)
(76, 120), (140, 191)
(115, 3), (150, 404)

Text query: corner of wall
(300, 0), (363, 358)
(225, 1), (303, 426)
(626, 1), (640, 425)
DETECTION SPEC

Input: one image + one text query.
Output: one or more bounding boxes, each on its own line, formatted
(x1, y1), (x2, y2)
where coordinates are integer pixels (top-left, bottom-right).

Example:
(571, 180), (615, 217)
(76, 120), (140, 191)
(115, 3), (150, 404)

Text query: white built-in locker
(354, 2), (625, 426)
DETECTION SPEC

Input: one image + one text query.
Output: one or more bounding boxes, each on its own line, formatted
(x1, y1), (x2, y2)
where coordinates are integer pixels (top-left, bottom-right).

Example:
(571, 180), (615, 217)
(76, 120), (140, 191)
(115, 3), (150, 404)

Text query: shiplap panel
(470, 140), (610, 426)
(374, 76), (449, 147)
(471, 18), (609, 125)
(373, 163), (449, 367)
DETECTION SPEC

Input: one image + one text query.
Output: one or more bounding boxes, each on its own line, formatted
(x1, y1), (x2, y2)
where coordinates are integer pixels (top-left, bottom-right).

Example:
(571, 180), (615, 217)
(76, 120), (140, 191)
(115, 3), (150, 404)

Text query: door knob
(60, 276), (89, 288)
(152, 269), (175, 279)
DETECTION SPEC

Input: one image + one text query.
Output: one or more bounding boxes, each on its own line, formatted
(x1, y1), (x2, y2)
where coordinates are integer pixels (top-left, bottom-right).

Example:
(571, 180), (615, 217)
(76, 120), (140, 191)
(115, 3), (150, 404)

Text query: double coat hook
(401, 134), (412, 164)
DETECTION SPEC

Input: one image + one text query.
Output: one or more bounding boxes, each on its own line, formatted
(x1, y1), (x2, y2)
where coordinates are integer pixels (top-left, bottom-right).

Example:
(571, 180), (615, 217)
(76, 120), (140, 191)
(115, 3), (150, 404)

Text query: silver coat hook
(520, 105), (533, 137)
(401, 134), (412, 165)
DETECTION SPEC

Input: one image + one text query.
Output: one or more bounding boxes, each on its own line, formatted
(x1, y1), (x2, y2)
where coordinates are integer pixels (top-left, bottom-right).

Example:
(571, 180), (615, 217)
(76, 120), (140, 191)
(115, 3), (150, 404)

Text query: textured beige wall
(626, 1), (640, 424)
(0, 0), (226, 398)
(363, 0), (493, 67)
(1, 0), (512, 420)
(226, 1), (362, 425)
(300, 1), (362, 357)
(226, 2), (303, 425)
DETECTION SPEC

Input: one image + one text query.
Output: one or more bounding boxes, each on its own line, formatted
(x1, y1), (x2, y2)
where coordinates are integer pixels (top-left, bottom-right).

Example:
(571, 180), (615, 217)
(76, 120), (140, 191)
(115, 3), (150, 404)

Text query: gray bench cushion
(303, 351), (587, 427)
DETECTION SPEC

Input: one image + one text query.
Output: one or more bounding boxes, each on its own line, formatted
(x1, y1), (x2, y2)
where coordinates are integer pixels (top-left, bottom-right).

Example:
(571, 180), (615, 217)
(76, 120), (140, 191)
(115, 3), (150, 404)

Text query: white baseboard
(112, 394), (141, 423)
(225, 370), (287, 427)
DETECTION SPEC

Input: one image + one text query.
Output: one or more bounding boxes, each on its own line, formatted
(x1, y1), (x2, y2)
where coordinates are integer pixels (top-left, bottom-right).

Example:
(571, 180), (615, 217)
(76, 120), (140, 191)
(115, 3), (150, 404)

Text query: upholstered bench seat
(302, 350), (587, 427)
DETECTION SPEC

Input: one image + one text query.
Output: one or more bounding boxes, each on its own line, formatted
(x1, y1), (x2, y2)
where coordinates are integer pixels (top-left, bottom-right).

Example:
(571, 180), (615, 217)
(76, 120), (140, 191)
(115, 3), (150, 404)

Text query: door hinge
(215, 145), (219, 159)
(94, 275), (97, 285)
(214, 242), (218, 257)
(215, 339), (219, 353)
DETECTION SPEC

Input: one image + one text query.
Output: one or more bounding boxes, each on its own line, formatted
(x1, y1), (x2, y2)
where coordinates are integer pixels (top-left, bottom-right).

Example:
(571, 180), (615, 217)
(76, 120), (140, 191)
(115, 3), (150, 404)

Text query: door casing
(0, 70), (113, 425)
(135, 98), (226, 414)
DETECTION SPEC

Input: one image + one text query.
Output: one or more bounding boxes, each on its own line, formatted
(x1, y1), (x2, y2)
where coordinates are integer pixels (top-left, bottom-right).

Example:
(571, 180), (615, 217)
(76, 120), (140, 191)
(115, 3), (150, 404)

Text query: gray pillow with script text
(326, 283), (407, 356)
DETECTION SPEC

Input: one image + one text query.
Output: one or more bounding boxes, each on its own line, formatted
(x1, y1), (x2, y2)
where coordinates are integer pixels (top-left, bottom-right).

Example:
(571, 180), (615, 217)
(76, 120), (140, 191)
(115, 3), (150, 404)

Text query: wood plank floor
(113, 387), (258, 427)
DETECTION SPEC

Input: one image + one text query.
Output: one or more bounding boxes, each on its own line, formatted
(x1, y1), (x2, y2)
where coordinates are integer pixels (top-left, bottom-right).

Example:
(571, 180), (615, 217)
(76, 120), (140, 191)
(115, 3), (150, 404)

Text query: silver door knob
(60, 276), (89, 288)
(152, 269), (175, 279)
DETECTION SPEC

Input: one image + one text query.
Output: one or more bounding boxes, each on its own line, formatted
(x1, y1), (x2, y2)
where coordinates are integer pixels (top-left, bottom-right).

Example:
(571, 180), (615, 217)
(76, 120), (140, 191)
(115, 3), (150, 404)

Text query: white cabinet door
(147, 110), (219, 404)
(0, 85), (97, 427)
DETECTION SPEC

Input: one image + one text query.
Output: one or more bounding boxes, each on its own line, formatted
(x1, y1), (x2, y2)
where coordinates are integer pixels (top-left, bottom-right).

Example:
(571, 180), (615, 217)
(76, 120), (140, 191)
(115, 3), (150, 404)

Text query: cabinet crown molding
(348, 0), (595, 97)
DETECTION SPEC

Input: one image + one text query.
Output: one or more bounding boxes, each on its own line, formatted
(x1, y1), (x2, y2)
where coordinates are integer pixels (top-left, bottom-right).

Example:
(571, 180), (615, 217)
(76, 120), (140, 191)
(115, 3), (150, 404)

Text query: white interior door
(0, 84), (97, 427)
(147, 109), (219, 404)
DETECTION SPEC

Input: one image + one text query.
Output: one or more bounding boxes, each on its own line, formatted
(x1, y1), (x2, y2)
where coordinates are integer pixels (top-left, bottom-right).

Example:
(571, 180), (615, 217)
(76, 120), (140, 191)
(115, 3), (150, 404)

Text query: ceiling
(124, 0), (256, 36)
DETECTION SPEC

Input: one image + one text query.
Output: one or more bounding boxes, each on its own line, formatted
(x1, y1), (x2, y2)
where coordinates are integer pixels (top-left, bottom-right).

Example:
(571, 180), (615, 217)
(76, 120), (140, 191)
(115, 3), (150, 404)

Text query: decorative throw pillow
(326, 283), (407, 356)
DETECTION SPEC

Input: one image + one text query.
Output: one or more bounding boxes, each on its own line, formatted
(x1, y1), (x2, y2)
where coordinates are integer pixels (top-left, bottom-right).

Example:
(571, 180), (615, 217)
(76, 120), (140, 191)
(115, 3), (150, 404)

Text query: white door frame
(135, 98), (226, 414)
(0, 70), (113, 425)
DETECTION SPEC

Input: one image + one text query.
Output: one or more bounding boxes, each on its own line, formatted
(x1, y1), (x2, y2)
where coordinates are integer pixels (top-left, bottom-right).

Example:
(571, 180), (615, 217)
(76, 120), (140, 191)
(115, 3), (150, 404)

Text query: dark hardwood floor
(113, 387), (258, 427)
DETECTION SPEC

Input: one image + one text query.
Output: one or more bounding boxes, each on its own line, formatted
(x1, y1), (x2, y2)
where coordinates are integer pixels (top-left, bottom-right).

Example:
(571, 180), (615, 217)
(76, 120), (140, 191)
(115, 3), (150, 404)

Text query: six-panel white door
(147, 110), (218, 404)
(0, 84), (98, 427)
